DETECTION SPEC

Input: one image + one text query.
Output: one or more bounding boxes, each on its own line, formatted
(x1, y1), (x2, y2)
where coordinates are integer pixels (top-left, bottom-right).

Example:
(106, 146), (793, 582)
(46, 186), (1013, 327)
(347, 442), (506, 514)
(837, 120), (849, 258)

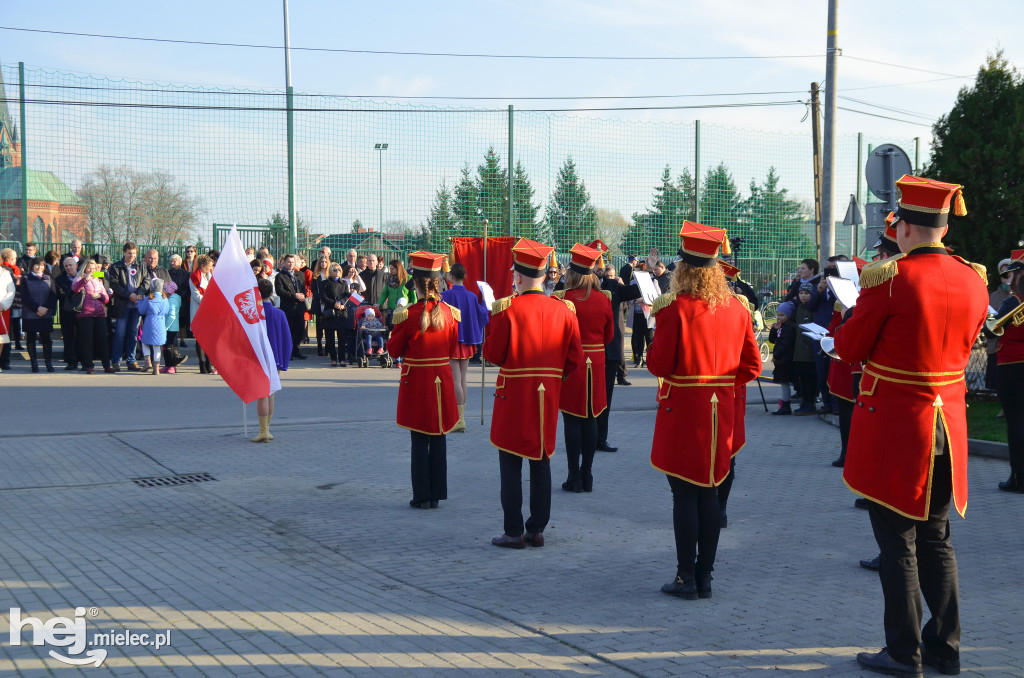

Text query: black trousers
(562, 412), (597, 483)
(794, 361), (817, 405)
(410, 431), (447, 503)
(26, 329), (52, 364)
(287, 313), (305, 356)
(997, 362), (1024, 474)
(631, 313), (651, 364)
(499, 450), (551, 537)
(667, 475), (722, 577)
(597, 359), (618, 443)
(838, 398), (854, 457)
(59, 310), (77, 366)
(324, 327), (344, 362)
(867, 423), (960, 666)
(76, 316), (110, 369)
(815, 351), (833, 410)
(717, 458), (736, 509)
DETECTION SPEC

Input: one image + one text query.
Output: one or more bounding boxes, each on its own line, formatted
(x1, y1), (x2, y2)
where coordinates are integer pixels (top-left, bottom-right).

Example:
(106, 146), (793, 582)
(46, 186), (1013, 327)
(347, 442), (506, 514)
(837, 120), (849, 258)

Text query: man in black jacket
(16, 243), (37, 274)
(142, 249), (171, 286)
(597, 267), (642, 452)
(360, 253), (388, 307)
(60, 239), (84, 268)
(108, 242), (149, 371)
(274, 254), (308, 360)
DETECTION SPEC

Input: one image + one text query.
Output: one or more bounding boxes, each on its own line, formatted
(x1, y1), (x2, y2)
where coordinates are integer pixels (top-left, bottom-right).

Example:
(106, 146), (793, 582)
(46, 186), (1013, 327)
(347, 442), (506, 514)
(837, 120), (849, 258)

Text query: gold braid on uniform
(731, 293), (752, 317)
(601, 289), (612, 302)
(858, 254), (904, 289)
(393, 307), (409, 324)
(491, 296), (512, 315)
(442, 301), (462, 322)
(562, 299), (576, 313)
(651, 292), (677, 316)
(551, 290), (565, 300)
(952, 256), (987, 283)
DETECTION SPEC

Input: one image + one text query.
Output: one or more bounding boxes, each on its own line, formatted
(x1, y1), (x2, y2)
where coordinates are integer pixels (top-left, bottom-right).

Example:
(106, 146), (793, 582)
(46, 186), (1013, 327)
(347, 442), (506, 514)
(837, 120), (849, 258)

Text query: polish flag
(192, 225), (281, 403)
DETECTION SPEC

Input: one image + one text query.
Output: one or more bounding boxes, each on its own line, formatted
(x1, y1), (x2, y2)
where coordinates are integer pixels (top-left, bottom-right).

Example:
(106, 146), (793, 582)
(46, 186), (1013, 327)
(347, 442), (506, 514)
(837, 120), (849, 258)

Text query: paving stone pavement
(0, 360), (1021, 677)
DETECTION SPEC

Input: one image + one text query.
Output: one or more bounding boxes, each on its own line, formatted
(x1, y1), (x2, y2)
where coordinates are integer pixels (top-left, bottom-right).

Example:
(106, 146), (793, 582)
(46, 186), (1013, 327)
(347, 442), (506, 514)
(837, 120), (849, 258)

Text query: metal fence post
(19, 62), (28, 243)
(694, 120), (701, 222)
(914, 137), (920, 173)
(508, 104), (514, 237)
(286, 85), (296, 253)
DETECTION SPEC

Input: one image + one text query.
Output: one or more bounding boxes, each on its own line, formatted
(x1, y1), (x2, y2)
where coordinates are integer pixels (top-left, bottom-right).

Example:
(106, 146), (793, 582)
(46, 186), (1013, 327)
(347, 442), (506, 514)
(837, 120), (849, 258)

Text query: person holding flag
(192, 226), (285, 441)
(386, 251), (461, 509)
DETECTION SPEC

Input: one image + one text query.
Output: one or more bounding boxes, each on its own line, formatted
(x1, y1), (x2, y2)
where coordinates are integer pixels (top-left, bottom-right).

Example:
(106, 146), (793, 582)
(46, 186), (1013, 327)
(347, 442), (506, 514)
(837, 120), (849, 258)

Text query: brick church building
(0, 64), (88, 244)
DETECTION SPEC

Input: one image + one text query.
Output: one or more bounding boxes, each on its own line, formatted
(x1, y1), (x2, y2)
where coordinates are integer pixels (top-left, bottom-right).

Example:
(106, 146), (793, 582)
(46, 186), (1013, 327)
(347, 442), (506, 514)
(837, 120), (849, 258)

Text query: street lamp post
(374, 143), (388, 231)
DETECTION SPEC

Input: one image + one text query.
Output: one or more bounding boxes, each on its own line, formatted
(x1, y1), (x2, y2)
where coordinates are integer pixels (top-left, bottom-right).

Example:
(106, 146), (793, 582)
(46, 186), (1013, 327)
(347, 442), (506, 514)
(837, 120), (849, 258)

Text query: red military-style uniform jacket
(484, 290), (584, 460)
(996, 293), (1024, 365)
(833, 245), (988, 519)
(386, 300), (461, 436)
(647, 292), (762, 486)
(553, 288), (615, 418)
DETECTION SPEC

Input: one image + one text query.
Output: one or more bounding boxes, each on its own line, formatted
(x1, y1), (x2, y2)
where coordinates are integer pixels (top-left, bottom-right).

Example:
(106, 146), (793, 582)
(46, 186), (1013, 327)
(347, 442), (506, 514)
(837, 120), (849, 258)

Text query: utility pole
(283, 0), (297, 253)
(821, 0), (839, 260)
(810, 83), (822, 249)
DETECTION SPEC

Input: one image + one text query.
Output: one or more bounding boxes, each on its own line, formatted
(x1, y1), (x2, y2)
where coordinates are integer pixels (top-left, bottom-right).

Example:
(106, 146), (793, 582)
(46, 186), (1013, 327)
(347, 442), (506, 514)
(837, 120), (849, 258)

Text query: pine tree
(741, 167), (811, 257)
(629, 165), (696, 257)
(545, 157), (597, 252)
(476, 146), (508, 233)
(350, 219), (363, 233)
(700, 163), (743, 234)
(927, 50), (1024, 274)
(452, 165), (480, 238)
(511, 161), (540, 240)
(427, 183), (457, 252)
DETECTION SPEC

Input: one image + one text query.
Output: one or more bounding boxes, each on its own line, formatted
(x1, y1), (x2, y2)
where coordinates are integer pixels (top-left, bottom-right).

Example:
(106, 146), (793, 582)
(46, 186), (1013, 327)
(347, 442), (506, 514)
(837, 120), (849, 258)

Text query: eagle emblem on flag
(234, 287), (265, 324)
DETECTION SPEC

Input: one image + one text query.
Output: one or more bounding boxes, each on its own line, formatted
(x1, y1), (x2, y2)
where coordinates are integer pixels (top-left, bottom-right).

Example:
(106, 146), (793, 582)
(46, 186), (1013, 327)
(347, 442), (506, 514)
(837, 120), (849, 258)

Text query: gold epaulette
(731, 293), (752, 316)
(859, 254), (904, 289)
(491, 296), (512, 315)
(393, 307), (409, 324)
(601, 289), (612, 302)
(953, 256), (987, 284)
(562, 298), (576, 314)
(651, 292), (677, 316)
(551, 290), (565, 300)
(442, 301), (462, 322)
(834, 300), (844, 313)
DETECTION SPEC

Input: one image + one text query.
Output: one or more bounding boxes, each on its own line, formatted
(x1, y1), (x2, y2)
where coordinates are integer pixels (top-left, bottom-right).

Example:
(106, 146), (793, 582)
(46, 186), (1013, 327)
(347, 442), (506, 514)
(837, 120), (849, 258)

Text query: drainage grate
(132, 472), (217, 488)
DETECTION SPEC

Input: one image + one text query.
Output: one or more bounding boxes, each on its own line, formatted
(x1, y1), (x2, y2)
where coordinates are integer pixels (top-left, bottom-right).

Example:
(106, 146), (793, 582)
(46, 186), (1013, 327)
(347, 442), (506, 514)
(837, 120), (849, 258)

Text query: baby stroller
(353, 305), (393, 368)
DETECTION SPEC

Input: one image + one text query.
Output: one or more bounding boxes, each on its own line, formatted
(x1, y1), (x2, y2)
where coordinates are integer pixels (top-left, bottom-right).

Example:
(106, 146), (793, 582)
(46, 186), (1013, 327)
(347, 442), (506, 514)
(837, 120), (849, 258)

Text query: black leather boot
(43, 343), (54, 372)
(998, 472), (1022, 493)
(661, 574), (698, 600)
(696, 573), (713, 599)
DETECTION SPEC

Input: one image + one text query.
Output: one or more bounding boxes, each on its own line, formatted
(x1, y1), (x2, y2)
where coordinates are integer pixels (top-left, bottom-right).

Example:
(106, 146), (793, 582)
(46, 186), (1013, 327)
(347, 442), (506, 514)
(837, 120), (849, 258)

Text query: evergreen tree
(476, 146), (508, 233)
(700, 163), (743, 234)
(545, 157), (597, 252)
(741, 167), (811, 257)
(926, 50), (1024, 274)
(452, 165), (481, 238)
(629, 165), (696, 257)
(350, 219), (363, 233)
(511, 160), (540, 240)
(427, 182), (457, 252)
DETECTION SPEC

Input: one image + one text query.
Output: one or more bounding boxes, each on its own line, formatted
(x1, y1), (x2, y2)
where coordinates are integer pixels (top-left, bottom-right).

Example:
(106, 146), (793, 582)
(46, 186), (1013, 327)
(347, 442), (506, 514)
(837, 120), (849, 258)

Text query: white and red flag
(192, 225), (281, 403)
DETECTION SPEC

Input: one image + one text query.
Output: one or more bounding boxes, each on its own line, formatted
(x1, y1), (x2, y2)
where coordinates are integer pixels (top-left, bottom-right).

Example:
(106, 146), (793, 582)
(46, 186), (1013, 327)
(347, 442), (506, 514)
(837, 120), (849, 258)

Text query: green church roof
(0, 167), (85, 206)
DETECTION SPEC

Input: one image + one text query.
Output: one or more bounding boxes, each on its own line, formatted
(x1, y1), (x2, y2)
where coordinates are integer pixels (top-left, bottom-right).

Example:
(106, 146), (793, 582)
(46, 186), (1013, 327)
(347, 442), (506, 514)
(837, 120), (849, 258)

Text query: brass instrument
(986, 300), (1024, 336)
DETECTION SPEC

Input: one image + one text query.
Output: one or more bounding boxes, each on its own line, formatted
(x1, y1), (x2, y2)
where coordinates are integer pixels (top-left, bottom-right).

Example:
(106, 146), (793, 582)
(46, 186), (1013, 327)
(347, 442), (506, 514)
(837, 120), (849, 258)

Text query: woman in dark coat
(318, 262), (351, 367)
(20, 258), (58, 373)
(53, 256), (80, 370)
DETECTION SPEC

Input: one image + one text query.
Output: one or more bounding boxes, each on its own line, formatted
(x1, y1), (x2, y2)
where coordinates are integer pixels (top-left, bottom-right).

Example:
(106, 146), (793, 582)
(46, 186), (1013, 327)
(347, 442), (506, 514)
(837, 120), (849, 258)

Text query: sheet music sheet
(477, 281), (496, 310)
(828, 277), (859, 309)
(836, 261), (860, 288)
(799, 322), (830, 340)
(633, 271), (660, 305)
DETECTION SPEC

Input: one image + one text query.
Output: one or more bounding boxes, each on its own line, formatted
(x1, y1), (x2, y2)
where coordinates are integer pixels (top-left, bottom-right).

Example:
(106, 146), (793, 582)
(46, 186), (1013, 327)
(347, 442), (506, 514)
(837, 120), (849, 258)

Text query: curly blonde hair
(669, 262), (732, 310)
(414, 276), (447, 332)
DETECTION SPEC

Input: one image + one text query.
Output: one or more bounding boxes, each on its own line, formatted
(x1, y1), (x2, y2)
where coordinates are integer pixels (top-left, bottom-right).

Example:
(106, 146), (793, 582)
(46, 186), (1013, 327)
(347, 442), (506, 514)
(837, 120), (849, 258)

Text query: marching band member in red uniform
(648, 222), (761, 600)
(386, 251), (461, 510)
(553, 243), (614, 493)
(994, 249), (1024, 493)
(485, 238), (583, 549)
(834, 176), (988, 677)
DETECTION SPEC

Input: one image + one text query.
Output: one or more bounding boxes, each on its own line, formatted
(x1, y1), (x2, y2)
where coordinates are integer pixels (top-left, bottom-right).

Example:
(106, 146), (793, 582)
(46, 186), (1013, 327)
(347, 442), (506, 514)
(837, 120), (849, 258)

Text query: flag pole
(481, 221), (488, 426)
(243, 401), (248, 436)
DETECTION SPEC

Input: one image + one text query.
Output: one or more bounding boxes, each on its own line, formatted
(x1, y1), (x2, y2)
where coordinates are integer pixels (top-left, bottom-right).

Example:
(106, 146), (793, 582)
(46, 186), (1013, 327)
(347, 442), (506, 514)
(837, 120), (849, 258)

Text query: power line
(837, 95), (935, 121)
(841, 54), (969, 79)
(0, 25), (824, 62)
(13, 97), (806, 113)
(837, 105), (933, 128)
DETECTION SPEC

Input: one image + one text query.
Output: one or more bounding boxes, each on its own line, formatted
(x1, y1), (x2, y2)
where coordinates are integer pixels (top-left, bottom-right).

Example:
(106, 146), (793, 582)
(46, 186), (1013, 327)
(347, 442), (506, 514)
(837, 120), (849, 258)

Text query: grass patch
(966, 398), (1008, 443)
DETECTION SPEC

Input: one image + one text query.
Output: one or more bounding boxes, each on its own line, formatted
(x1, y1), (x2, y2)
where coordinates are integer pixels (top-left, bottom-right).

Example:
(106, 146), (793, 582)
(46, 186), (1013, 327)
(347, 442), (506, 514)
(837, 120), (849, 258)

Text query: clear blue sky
(1, 1), (1020, 242)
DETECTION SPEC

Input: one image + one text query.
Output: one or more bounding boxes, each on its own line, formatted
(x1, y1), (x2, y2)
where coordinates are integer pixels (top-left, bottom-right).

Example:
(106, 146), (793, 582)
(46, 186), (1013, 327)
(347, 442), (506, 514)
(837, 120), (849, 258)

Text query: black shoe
(64, 364), (76, 371)
(596, 441), (618, 452)
(295, 353), (308, 360)
(317, 347), (324, 356)
(409, 500), (432, 509)
(832, 456), (845, 467)
(581, 472), (593, 493)
(856, 649), (922, 676)
(524, 532), (544, 548)
(561, 472), (582, 493)
(855, 497), (871, 510)
(998, 472), (1023, 492)
(771, 402), (792, 415)
(920, 645), (960, 675)
(616, 377), (631, 386)
(696, 573), (713, 599)
(661, 575), (698, 600)
(30, 363), (39, 373)
(860, 555), (880, 571)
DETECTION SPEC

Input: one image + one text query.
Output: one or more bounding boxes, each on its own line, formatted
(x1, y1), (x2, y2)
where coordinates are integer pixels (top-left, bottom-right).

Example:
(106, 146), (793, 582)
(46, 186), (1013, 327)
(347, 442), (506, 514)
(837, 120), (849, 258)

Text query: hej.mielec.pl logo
(9, 607), (172, 667)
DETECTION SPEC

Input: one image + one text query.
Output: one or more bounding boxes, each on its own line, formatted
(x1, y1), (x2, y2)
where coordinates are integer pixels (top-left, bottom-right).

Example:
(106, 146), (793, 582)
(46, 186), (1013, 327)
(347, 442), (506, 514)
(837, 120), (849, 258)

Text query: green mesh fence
(0, 62), (924, 301)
